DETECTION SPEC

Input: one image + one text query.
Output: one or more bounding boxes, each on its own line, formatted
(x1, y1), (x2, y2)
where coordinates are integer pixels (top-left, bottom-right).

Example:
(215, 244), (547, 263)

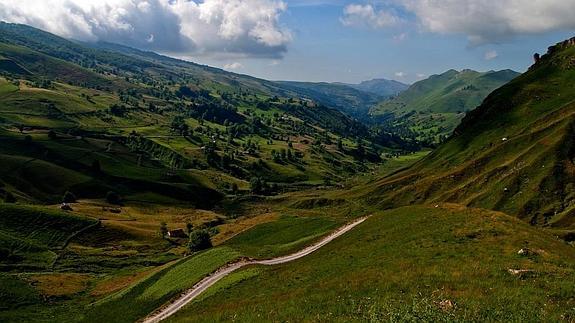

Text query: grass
(167, 205), (575, 322)
(0, 274), (40, 310)
(0, 203), (97, 269)
(80, 247), (241, 323)
(357, 43), (575, 230)
(26, 273), (92, 297)
(225, 215), (340, 258)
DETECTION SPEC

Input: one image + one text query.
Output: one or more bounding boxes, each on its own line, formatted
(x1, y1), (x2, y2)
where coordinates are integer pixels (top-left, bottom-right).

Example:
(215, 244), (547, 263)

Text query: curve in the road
(143, 216), (369, 323)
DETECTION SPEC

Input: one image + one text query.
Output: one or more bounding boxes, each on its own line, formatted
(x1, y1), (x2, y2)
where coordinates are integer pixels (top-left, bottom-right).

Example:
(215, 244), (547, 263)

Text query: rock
(508, 268), (534, 276)
(518, 248), (538, 256)
(438, 299), (455, 311)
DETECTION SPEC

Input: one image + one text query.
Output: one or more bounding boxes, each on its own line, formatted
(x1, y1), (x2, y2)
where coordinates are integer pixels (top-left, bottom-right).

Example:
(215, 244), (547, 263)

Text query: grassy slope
(276, 81), (383, 120)
(225, 215), (339, 258)
(0, 203), (97, 270)
(0, 200), (350, 323)
(372, 69), (520, 144)
(80, 247), (241, 323)
(168, 205), (575, 322)
(374, 69), (520, 115)
(360, 40), (575, 233)
(0, 24), (389, 203)
(0, 43), (111, 89)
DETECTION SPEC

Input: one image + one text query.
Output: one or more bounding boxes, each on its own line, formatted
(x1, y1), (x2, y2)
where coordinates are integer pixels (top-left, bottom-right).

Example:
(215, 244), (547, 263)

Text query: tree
(106, 191), (121, 205)
(160, 222), (168, 239)
(4, 192), (16, 203)
(62, 191), (77, 203)
(91, 160), (102, 173)
(186, 222), (194, 234)
(231, 183), (239, 195)
(250, 177), (264, 194)
(188, 230), (212, 252)
(48, 130), (57, 140)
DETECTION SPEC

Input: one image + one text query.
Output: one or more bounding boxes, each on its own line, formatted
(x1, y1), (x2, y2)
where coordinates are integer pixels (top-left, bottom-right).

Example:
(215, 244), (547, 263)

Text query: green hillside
(0, 203), (97, 270)
(0, 23), (416, 205)
(2, 21), (574, 323)
(372, 69), (520, 145)
(360, 38), (575, 234)
(277, 81), (384, 121)
(168, 206), (575, 322)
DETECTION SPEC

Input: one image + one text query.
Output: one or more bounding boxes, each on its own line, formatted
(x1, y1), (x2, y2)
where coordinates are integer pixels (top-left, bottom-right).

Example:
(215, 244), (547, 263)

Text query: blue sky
(198, 0), (574, 84)
(2, 0), (574, 84)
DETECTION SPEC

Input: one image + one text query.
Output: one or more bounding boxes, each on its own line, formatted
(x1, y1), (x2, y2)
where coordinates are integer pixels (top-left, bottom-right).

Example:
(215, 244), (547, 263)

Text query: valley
(0, 18), (574, 323)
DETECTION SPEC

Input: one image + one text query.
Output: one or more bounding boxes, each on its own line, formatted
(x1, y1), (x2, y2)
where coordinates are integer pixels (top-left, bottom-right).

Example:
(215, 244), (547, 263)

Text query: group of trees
(250, 177), (278, 195)
(159, 222), (213, 253)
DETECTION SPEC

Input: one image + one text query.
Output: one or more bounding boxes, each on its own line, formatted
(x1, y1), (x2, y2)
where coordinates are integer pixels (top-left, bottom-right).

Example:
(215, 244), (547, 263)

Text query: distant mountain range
(339, 78), (409, 97)
(277, 78), (408, 121)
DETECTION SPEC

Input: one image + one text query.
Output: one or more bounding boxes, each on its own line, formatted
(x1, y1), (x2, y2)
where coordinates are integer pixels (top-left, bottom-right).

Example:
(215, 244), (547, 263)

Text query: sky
(1, 0), (575, 84)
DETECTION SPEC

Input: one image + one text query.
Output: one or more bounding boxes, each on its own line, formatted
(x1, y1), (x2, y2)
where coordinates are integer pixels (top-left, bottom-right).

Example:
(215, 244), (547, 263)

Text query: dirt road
(143, 216), (369, 323)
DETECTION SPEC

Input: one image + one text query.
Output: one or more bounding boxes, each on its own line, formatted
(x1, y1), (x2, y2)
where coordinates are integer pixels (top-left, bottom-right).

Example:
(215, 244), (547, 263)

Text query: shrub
(188, 230), (212, 252)
(105, 191), (121, 205)
(4, 192), (16, 203)
(160, 222), (168, 239)
(62, 191), (77, 203)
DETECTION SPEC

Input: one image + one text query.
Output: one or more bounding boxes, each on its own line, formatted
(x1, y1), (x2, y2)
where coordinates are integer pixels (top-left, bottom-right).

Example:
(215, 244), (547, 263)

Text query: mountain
(361, 37), (575, 233)
(371, 69), (520, 145)
(0, 22), (413, 205)
(276, 81), (383, 121)
(344, 78), (408, 97)
(276, 79), (408, 122)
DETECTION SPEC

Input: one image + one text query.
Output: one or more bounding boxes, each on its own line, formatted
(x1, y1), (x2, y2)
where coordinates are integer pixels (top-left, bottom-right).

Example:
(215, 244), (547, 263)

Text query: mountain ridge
(359, 37), (575, 232)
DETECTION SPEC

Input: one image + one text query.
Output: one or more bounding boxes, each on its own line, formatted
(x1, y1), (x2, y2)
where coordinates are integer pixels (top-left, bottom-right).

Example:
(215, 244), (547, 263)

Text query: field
(0, 196), (356, 322)
(80, 247), (242, 323)
(167, 205), (575, 322)
(0, 203), (97, 270)
(225, 215), (340, 258)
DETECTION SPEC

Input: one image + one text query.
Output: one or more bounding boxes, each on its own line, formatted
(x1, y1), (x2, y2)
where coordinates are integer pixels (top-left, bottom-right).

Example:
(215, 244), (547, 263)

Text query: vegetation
(80, 247), (241, 323)
(225, 215), (339, 258)
(167, 206), (575, 322)
(0, 22), (415, 208)
(0, 203), (97, 270)
(360, 39), (575, 233)
(1, 21), (575, 323)
(188, 230), (212, 252)
(372, 69), (520, 145)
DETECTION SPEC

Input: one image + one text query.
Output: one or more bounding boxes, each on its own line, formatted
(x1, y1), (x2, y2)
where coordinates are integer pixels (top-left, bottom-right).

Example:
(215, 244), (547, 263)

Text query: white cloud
(341, 4), (400, 28)
(416, 73), (426, 79)
(224, 62), (244, 70)
(395, 71), (406, 78)
(484, 50), (498, 60)
(343, 1), (575, 44)
(393, 32), (408, 42)
(0, 0), (292, 58)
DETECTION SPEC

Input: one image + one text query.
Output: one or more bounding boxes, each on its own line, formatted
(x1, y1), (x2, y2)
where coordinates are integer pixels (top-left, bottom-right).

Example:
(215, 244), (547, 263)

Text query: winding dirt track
(143, 216), (369, 323)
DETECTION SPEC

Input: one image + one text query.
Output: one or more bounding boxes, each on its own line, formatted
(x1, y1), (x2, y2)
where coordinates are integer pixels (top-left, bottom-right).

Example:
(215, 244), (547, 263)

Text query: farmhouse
(167, 229), (188, 239)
